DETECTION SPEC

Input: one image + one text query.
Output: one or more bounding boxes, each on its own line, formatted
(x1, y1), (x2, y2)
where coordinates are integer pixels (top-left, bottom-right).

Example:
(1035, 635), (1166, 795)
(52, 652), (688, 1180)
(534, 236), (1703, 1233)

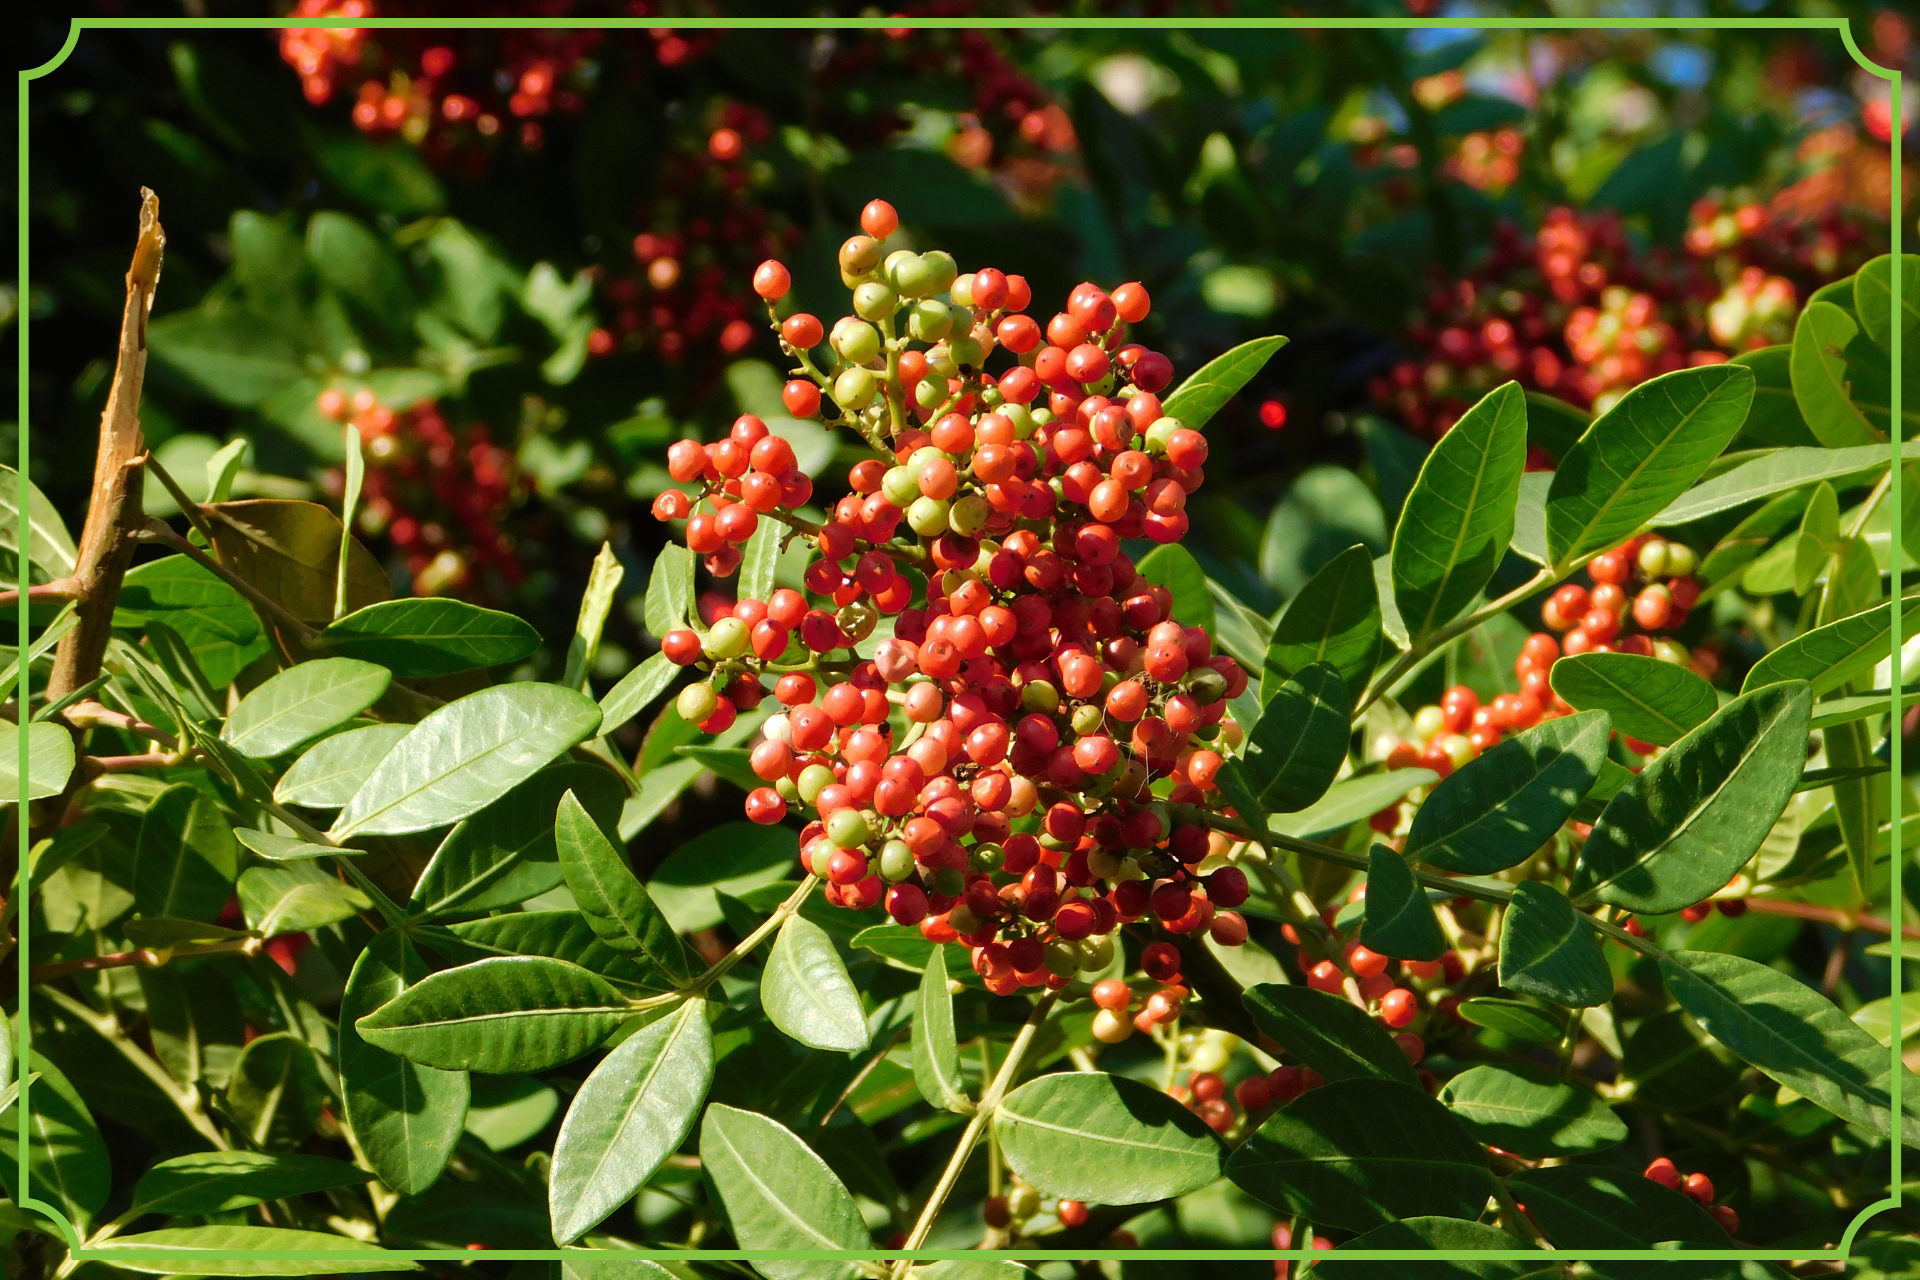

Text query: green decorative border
(13, 11), (1905, 1269)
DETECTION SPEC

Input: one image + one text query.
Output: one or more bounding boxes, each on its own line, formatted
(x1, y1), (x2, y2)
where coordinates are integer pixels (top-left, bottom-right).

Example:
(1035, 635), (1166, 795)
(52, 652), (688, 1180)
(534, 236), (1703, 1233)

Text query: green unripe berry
(1021, 680), (1060, 713)
(704, 615), (750, 660)
(853, 281), (899, 322)
(913, 378), (946, 413)
(1030, 407), (1055, 427)
(1185, 1038), (1230, 1075)
(909, 445), (945, 480)
(949, 273), (976, 307)
(1188, 668), (1228, 705)
(1636, 540), (1670, 578)
(1145, 416), (1183, 453)
(840, 234), (883, 275)
(1098, 669), (1121, 697)
(1665, 543), (1698, 576)
(1078, 933), (1115, 971)
(1087, 370), (1116, 396)
(926, 343), (959, 378)
(922, 250), (958, 294)
(1043, 941), (1081, 977)
(1008, 1184), (1041, 1220)
(834, 366), (878, 410)
(948, 334), (985, 370)
(831, 317), (881, 365)
(887, 251), (936, 297)
(879, 839), (915, 881)
(1653, 637), (1691, 666)
(677, 682), (719, 724)
(1001, 404), (1036, 438)
(775, 776), (799, 802)
(940, 568), (980, 597)
(882, 465), (919, 507)
(907, 299), (954, 341)
(908, 495), (951, 536)
(969, 842), (1004, 872)
(1071, 703), (1104, 736)
(837, 599), (878, 644)
(949, 493), (990, 535)
(826, 808), (871, 849)
(796, 763), (837, 806)
(933, 865), (966, 897)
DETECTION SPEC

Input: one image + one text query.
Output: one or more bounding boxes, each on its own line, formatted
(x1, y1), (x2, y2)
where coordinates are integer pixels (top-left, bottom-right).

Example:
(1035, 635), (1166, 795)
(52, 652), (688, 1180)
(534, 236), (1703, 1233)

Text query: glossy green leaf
(1456, 998), (1562, 1043)
(448, 911), (667, 993)
(275, 723), (409, 808)
(1317, 1222), (1549, 1280)
(332, 683), (603, 838)
(358, 955), (634, 1073)
(1855, 253), (1920, 356)
(1743, 596), (1920, 697)
(1571, 682), (1812, 913)
(135, 782), (240, 923)
(995, 1071), (1224, 1204)
(1729, 344), (1818, 449)
(699, 1103), (869, 1280)
(130, 1151), (374, 1218)
(1544, 364), (1755, 570)
(222, 658), (390, 759)
(1264, 544), (1380, 704)
(1439, 1063), (1624, 1158)
(1524, 392), (1590, 463)
(139, 966), (246, 1088)
(598, 651), (677, 735)
(562, 542), (624, 690)
(556, 789), (695, 983)
(238, 864), (369, 934)
(674, 745), (762, 792)
(550, 999), (713, 1244)
(1269, 769), (1439, 840)
(3, 720), (75, 801)
(1791, 300), (1881, 448)
(227, 1032), (326, 1150)
(1655, 441), (1901, 525)
(1226, 1078), (1492, 1232)
(762, 914), (870, 1053)
(1827, 711), (1882, 894)
(1228, 662), (1349, 815)
(320, 598), (540, 678)
(0, 462), (76, 579)
(1661, 950), (1920, 1144)
(644, 543), (695, 638)
(91, 1227), (416, 1274)
(340, 932), (469, 1196)
(648, 822), (798, 933)
(412, 762), (627, 917)
(464, 1075), (559, 1151)
(1161, 334), (1289, 430)
(1497, 883), (1612, 1008)
(1549, 655), (1715, 747)
(1241, 984), (1421, 1088)
(1406, 711), (1608, 874)
(1391, 381), (1527, 644)
(1360, 845), (1445, 962)
(1505, 1165), (1726, 1248)
(738, 516), (782, 605)
(1135, 543), (1216, 634)
(0, 1052), (110, 1230)
(912, 946), (969, 1113)
(234, 828), (342, 862)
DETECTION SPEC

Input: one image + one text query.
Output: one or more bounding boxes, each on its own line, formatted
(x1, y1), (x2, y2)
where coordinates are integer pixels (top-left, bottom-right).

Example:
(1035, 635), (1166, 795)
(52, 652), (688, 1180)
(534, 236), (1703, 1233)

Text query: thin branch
(29, 936), (263, 985)
(1355, 567), (1556, 718)
(0, 581), (82, 609)
(133, 519), (320, 646)
(1743, 896), (1920, 941)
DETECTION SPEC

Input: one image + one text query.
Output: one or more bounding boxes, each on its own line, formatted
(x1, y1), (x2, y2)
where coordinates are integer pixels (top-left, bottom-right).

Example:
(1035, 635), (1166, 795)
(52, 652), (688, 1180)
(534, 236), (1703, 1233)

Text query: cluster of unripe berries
(315, 388), (524, 597)
(650, 200), (1254, 1007)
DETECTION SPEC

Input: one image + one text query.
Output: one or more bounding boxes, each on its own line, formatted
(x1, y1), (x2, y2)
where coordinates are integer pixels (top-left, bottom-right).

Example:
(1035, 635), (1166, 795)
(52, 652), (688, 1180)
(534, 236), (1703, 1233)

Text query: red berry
(752, 259), (791, 300)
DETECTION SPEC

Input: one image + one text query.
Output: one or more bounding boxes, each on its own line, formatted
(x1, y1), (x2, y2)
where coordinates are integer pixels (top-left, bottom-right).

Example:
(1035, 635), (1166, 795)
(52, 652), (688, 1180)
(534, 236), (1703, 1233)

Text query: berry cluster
(652, 200), (1248, 1013)
(1645, 1157), (1740, 1236)
(316, 388), (526, 597)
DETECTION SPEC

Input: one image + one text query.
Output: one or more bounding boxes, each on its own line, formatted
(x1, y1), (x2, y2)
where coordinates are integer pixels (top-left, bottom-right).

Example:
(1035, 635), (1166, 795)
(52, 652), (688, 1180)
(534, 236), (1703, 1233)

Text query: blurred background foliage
(13, 3), (1917, 694)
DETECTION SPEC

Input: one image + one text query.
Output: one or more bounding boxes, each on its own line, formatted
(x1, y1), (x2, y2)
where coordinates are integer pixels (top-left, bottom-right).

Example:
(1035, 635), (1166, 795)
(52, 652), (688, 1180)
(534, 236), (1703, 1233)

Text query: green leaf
(1827, 712), (1882, 894)
(226, 1032), (326, 1150)
(549, 999), (713, 1244)
(1505, 1165), (1726, 1248)
(562, 543), (624, 691)
(139, 966), (246, 1087)
(739, 517), (782, 606)
(147, 311), (306, 409)
(3, 720), (75, 801)
(1391, 381), (1527, 644)
(91, 1227), (417, 1274)
(1230, 662), (1350, 815)
(1269, 769), (1438, 841)
(340, 932), (468, 1195)
(1571, 682), (1812, 913)
(1225, 1078), (1492, 1232)
(205, 499), (391, 626)
(1661, 949), (1920, 1144)
(1456, 998), (1562, 1042)
(116, 555), (268, 689)
(0, 463), (76, 579)
(1439, 1063), (1624, 1159)
(1241, 984), (1421, 1088)
(1263, 544), (1380, 704)
(1161, 335), (1289, 430)
(463, 1074), (558, 1151)
(675, 744), (763, 792)
(222, 658), (391, 759)
(1548, 654), (1715, 747)
(1791, 300), (1881, 448)
(357, 955), (633, 1073)
(0, 1052), (110, 1230)
(1134, 543), (1216, 634)
(238, 863), (369, 934)
(1544, 364), (1755, 571)
(235, 828), (348, 862)
(135, 782), (240, 923)
(1406, 711), (1608, 874)
(644, 543), (695, 638)
(1525, 392), (1591, 463)
(1655, 442), (1903, 525)
(1360, 845), (1445, 962)
(1497, 882), (1612, 1007)
(332, 684), (603, 838)
(699, 1103), (870, 1280)
(1743, 596), (1920, 697)
(762, 914), (870, 1053)
(648, 823), (798, 933)
(275, 723), (409, 809)
(319, 598), (541, 678)
(599, 651), (678, 736)
(1315, 1217), (1548, 1280)
(412, 763), (627, 917)
(1729, 344), (1818, 449)
(448, 911), (667, 993)
(912, 947), (969, 1113)
(557, 789), (695, 983)
(129, 1151), (373, 1218)
(308, 210), (411, 328)
(995, 1071), (1225, 1204)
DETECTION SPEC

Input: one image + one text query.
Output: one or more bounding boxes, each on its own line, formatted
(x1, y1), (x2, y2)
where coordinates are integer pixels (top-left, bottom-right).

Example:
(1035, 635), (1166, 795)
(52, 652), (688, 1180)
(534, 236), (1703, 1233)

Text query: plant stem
(891, 990), (1058, 1276)
(1489, 1177), (1552, 1248)
(28, 936), (263, 985)
(1743, 896), (1920, 940)
(1355, 567), (1556, 719)
(687, 874), (818, 994)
